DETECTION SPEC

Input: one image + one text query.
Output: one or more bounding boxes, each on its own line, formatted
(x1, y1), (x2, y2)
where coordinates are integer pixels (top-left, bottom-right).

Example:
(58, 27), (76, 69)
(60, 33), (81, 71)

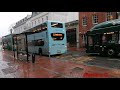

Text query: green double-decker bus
(85, 19), (120, 57)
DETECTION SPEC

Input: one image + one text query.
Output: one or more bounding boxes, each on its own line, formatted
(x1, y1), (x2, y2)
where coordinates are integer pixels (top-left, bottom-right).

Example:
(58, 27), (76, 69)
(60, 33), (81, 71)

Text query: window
(28, 41), (34, 46)
(51, 22), (63, 28)
(46, 32), (48, 38)
(41, 23), (47, 31)
(51, 33), (64, 40)
(42, 18), (44, 22)
(38, 19), (40, 23)
(32, 22), (33, 27)
(82, 34), (86, 44)
(92, 14), (98, 24)
(82, 17), (87, 26)
(102, 32), (118, 44)
(106, 12), (113, 21)
(29, 23), (31, 28)
(34, 23), (47, 32)
(88, 36), (93, 46)
(34, 39), (44, 46)
(35, 21), (36, 25)
(46, 16), (48, 20)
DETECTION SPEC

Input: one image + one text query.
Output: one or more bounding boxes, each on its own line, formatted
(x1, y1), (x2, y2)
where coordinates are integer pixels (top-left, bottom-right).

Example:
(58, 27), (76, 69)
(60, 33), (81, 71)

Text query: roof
(90, 19), (120, 32)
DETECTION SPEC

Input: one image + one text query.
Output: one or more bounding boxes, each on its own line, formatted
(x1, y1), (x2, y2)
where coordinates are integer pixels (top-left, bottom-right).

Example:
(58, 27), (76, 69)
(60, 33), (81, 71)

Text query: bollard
(32, 53), (35, 63)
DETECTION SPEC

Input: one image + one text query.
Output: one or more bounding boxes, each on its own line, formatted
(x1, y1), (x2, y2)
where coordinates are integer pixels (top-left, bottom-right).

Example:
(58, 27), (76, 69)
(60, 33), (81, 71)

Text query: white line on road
(107, 59), (120, 61)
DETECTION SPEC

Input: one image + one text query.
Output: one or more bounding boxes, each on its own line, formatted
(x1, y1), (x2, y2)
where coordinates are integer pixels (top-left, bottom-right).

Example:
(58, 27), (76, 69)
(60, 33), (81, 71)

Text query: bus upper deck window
(41, 23), (47, 31)
(51, 22), (63, 28)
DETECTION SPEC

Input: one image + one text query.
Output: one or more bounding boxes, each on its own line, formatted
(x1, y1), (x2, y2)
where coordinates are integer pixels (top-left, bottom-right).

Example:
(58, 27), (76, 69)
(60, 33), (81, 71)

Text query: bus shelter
(13, 31), (37, 62)
(85, 19), (120, 56)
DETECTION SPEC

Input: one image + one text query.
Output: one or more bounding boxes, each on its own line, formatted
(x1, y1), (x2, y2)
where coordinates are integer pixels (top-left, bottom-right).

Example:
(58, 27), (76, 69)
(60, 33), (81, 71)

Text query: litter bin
(32, 53), (35, 63)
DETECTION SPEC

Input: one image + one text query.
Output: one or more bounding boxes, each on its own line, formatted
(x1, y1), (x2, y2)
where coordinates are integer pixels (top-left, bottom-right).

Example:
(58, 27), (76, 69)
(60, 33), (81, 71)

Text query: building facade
(117, 12), (120, 19)
(12, 12), (79, 48)
(13, 15), (31, 34)
(12, 12), (119, 49)
(65, 20), (79, 48)
(79, 12), (117, 47)
(25, 12), (78, 31)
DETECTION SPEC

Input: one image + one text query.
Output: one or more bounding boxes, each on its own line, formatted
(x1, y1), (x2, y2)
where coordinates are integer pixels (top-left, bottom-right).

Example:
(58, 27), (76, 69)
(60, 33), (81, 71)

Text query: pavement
(0, 47), (120, 78)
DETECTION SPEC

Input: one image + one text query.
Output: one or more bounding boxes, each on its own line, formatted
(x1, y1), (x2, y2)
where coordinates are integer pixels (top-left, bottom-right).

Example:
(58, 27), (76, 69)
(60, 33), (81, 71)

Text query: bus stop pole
(16, 35), (18, 60)
(49, 51), (50, 58)
(12, 35), (15, 58)
(25, 33), (29, 62)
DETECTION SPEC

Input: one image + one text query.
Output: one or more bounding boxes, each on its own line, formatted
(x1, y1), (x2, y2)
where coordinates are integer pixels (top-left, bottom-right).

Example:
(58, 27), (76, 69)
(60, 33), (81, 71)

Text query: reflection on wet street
(0, 47), (120, 78)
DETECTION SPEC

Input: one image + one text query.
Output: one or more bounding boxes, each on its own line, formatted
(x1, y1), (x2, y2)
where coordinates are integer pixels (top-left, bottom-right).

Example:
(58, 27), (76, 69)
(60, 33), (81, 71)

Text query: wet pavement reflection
(0, 48), (120, 78)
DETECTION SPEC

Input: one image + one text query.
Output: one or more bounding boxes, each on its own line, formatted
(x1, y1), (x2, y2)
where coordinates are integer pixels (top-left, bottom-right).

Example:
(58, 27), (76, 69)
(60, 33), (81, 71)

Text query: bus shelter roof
(88, 19), (120, 35)
(12, 31), (39, 37)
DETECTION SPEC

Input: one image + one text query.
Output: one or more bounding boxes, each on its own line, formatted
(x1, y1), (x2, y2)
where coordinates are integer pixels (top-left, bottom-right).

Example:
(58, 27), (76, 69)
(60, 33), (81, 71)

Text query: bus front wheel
(39, 48), (42, 56)
(107, 49), (116, 57)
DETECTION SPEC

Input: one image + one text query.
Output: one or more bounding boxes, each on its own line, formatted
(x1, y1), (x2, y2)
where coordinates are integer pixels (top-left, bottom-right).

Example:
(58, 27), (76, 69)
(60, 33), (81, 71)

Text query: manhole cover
(2, 67), (16, 75)
(84, 59), (120, 69)
(72, 67), (84, 72)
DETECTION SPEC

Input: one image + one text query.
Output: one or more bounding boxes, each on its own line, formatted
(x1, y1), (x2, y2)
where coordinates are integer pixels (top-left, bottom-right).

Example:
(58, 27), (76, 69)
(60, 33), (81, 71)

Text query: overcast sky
(0, 12), (32, 38)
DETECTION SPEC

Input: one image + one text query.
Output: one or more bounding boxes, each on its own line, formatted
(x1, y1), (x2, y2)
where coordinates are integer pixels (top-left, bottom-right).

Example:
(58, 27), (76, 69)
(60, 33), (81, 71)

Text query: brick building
(79, 12), (117, 47)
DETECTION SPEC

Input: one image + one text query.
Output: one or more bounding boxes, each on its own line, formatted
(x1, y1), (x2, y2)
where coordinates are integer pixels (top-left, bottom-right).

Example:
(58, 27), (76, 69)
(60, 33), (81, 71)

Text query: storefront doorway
(66, 28), (76, 47)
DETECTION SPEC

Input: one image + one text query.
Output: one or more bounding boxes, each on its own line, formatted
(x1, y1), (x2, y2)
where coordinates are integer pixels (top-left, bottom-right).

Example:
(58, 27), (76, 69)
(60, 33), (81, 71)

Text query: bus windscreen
(51, 22), (63, 28)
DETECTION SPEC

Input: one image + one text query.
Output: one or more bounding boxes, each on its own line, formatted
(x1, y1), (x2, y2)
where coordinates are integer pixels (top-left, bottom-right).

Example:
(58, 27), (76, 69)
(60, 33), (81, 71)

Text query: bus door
(87, 34), (101, 53)
(93, 34), (102, 53)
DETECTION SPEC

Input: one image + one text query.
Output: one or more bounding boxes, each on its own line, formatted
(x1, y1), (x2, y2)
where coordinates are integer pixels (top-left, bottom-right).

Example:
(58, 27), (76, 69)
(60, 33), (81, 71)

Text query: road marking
(107, 59), (120, 61)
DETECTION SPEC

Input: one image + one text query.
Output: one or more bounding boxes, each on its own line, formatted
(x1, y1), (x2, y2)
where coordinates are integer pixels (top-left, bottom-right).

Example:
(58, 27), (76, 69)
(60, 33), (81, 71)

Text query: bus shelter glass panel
(102, 32), (119, 44)
(87, 34), (102, 53)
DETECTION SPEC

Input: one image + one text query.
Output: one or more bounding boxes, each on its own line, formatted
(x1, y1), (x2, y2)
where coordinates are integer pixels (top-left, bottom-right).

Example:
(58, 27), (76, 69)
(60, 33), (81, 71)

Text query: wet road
(0, 47), (120, 78)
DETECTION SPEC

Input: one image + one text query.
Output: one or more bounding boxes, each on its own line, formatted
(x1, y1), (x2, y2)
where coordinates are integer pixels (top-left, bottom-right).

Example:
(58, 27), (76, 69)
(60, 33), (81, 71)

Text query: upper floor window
(106, 12), (113, 21)
(42, 18), (44, 23)
(46, 16), (48, 20)
(35, 21), (36, 25)
(29, 23), (31, 28)
(32, 22), (33, 27)
(38, 19), (40, 23)
(92, 14), (98, 24)
(82, 16), (87, 26)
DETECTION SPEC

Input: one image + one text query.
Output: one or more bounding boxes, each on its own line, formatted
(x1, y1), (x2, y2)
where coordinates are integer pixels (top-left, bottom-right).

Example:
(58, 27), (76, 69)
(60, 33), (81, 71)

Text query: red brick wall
(79, 12), (117, 47)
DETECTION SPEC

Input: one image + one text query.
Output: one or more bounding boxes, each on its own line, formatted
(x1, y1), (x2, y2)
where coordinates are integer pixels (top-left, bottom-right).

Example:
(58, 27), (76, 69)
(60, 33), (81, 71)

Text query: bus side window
(41, 23), (47, 31)
(35, 39), (44, 46)
(88, 36), (93, 46)
(46, 32), (48, 38)
(102, 35), (106, 43)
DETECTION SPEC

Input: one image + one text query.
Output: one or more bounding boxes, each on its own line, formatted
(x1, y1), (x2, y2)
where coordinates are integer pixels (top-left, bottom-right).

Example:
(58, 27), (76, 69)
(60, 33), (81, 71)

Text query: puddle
(2, 67), (16, 74)
(71, 67), (84, 72)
